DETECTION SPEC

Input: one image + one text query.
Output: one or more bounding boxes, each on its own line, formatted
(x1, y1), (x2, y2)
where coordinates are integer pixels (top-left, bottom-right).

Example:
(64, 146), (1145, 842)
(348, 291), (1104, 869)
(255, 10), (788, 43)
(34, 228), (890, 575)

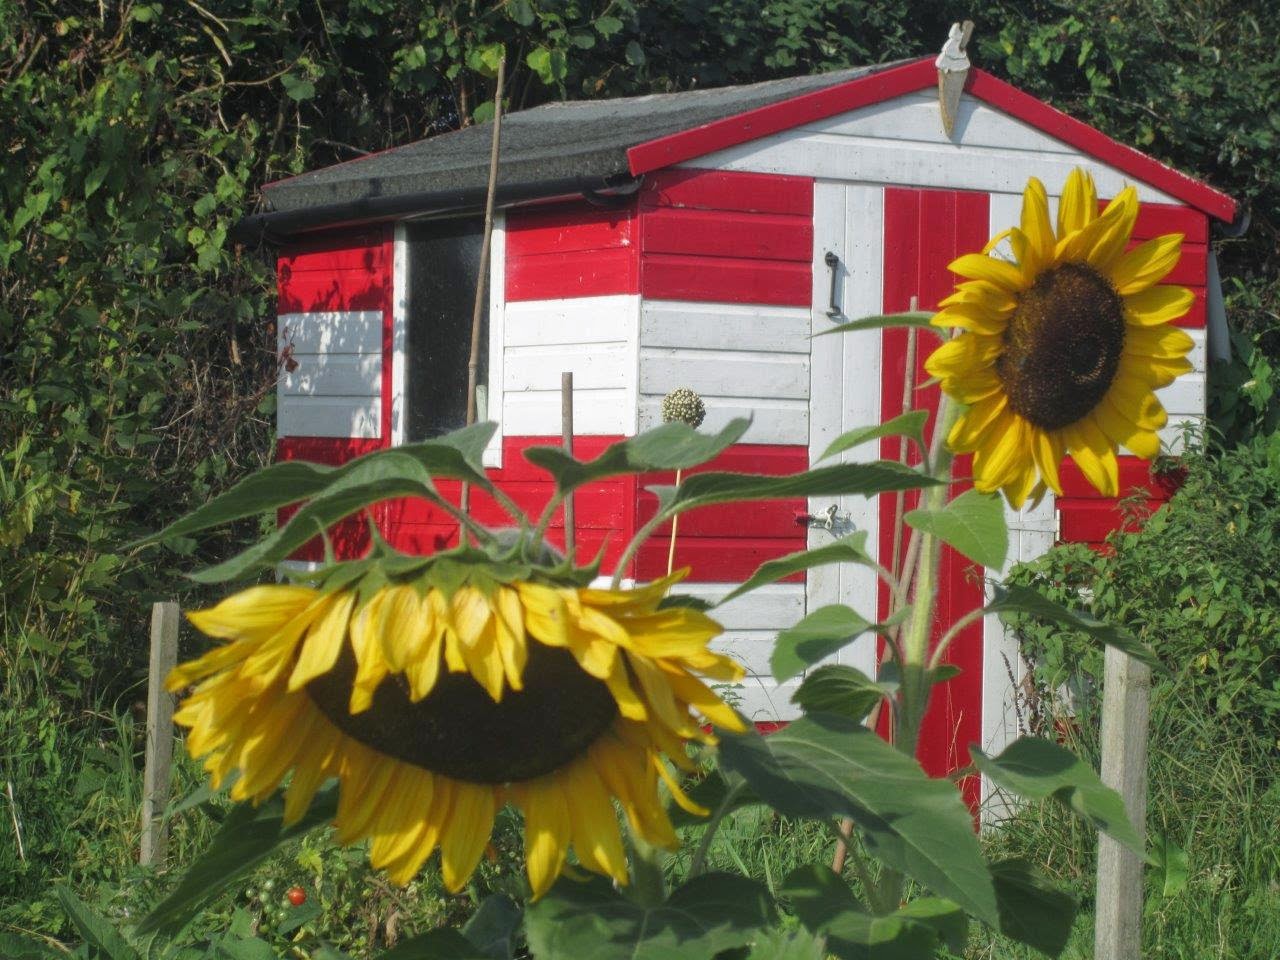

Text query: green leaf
(84, 162), (110, 199)
(624, 40), (646, 66)
(55, 886), (141, 960)
(819, 410), (929, 462)
(138, 786), (338, 935)
(987, 582), (1163, 672)
(667, 768), (758, 829)
(971, 737), (1144, 856)
(137, 423), (495, 546)
(717, 715), (999, 926)
(772, 605), (873, 683)
(524, 419), (749, 493)
(905, 488), (1008, 570)
(792, 664), (894, 722)
(281, 74), (316, 101)
(379, 929), (489, 959)
(782, 866), (965, 959)
(595, 14), (624, 36)
(525, 873), (773, 959)
(526, 47), (554, 83)
(461, 894), (522, 959)
(214, 938), (276, 960)
(0, 934), (62, 959)
(665, 461), (940, 514)
(988, 858), (1077, 957)
(820, 312), (940, 336)
(1150, 834), (1189, 898)
(508, 0), (535, 27)
(720, 532), (871, 605)
(743, 927), (826, 960)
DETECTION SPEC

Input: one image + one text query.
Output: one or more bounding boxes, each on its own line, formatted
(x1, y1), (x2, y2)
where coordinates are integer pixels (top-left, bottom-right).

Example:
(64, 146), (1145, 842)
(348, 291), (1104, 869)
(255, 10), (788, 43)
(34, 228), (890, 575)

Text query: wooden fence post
(140, 601), (179, 867)
(1094, 645), (1151, 958)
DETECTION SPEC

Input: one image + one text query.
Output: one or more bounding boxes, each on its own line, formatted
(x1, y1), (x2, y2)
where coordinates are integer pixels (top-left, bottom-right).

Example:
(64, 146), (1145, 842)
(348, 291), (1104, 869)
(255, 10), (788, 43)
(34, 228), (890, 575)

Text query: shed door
(805, 181), (885, 688)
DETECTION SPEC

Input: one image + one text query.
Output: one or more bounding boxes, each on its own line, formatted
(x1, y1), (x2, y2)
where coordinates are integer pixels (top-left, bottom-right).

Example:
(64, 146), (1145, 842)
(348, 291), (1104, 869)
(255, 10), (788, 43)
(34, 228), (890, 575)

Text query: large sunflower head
(925, 168), (1195, 508)
(169, 563), (743, 898)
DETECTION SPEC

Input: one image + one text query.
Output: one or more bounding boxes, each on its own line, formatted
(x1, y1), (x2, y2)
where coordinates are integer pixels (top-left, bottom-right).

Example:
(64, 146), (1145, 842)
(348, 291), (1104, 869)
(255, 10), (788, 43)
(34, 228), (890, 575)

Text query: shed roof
(241, 56), (1238, 242)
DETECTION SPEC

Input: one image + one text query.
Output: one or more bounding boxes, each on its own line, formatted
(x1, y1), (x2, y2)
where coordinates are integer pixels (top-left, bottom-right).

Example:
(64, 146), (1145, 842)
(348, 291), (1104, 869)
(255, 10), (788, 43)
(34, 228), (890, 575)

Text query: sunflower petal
(1085, 187), (1140, 272)
(440, 782), (496, 892)
(517, 778), (571, 900)
(1030, 428), (1065, 495)
(1109, 233), (1184, 295)
(1020, 176), (1055, 270)
(1063, 419), (1119, 497)
(949, 253), (1027, 291)
(288, 592), (355, 691)
(1057, 168), (1098, 237)
(1123, 285), (1194, 327)
(1095, 396), (1162, 460)
(1125, 325), (1195, 361)
(948, 394), (1009, 452)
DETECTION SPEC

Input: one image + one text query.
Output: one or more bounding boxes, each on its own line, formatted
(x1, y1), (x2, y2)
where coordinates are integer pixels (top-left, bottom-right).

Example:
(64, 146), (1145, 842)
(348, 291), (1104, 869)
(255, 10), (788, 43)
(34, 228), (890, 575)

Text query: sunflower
(925, 168), (1195, 507)
(169, 570), (743, 898)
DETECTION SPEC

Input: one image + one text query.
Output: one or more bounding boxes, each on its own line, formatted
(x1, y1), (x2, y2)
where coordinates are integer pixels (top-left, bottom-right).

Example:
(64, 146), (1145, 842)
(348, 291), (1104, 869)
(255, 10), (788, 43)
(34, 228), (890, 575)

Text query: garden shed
(236, 54), (1238, 801)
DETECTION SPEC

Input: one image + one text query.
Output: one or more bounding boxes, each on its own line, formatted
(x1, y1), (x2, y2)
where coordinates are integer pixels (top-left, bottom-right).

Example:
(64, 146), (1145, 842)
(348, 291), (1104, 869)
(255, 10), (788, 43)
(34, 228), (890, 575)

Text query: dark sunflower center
(995, 261), (1126, 430)
(306, 639), (618, 784)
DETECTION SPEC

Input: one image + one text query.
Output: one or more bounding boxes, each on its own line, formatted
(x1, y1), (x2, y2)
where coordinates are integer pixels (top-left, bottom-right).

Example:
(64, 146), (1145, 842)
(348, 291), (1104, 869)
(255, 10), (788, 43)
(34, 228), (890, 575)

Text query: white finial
(936, 21), (973, 72)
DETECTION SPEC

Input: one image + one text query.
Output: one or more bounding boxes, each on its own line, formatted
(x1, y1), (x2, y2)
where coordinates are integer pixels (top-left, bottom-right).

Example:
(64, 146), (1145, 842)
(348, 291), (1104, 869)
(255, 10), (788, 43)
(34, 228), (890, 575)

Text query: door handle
(824, 251), (842, 319)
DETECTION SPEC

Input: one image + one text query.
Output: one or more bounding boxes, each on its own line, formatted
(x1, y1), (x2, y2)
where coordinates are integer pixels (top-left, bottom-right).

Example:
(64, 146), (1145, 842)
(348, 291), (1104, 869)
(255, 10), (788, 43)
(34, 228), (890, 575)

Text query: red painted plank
(628, 59), (938, 176)
(967, 70), (1236, 223)
(641, 254), (810, 305)
(639, 169), (814, 216)
(1057, 455), (1183, 501)
(277, 274), (388, 313)
(1058, 497), (1160, 544)
(279, 231), (389, 272)
(640, 207), (812, 261)
(276, 436), (384, 464)
(506, 248), (639, 301)
(1127, 203), (1209, 244)
(506, 203), (636, 255)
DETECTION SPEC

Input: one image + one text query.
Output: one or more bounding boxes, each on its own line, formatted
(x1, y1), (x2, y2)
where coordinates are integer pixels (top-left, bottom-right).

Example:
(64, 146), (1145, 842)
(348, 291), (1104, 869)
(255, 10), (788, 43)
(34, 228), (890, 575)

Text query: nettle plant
(48, 168), (1190, 960)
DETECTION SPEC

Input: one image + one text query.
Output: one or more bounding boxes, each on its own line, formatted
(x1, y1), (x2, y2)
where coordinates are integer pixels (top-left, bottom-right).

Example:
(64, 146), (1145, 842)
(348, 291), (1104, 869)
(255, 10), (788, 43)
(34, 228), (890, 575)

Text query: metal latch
(795, 503), (852, 531)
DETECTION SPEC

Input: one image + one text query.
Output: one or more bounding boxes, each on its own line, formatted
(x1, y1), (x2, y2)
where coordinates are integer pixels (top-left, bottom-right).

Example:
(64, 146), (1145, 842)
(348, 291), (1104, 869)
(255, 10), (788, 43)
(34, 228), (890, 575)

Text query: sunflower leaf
(55, 886), (141, 960)
(819, 311), (941, 336)
(971, 737), (1145, 857)
(742, 927), (827, 960)
(905, 487), (1008, 570)
(716, 714), (999, 927)
(988, 858), (1077, 957)
(719, 532), (871, 605)
(986, 582), (1164, 671)
(378, 929), (490, 959)
(525, 872), (774, 960)
(791, 664), (894, 722)
(782, 864), (967, 957)
(819, 410), (930, 462)
(138, 785), (339, 936)
(461, 894), (523, 960)
(664, 462), (941, 515)
(135, 423), (496, 547)
(771, 605), (909, 683)
(524, 418), (750, 493)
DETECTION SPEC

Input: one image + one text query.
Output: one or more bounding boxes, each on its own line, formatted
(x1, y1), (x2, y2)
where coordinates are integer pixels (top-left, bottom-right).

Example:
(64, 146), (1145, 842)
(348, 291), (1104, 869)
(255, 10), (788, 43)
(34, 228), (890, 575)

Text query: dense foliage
(3, 0), (1280, 949)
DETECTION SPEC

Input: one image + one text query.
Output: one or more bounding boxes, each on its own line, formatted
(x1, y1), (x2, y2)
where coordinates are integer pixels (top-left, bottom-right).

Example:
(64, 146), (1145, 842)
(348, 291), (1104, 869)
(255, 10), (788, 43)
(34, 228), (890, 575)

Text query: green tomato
(261, 878), (276, 893)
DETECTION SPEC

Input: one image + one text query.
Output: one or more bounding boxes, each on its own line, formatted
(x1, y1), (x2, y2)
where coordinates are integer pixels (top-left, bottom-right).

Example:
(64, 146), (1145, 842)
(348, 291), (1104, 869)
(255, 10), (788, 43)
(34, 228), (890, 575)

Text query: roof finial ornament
(936, 21), (974, 140)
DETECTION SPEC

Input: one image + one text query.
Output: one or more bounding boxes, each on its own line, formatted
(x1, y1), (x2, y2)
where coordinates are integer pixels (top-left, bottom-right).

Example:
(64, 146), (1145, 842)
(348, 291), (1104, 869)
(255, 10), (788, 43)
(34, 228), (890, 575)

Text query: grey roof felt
(261, 60), (906, 215)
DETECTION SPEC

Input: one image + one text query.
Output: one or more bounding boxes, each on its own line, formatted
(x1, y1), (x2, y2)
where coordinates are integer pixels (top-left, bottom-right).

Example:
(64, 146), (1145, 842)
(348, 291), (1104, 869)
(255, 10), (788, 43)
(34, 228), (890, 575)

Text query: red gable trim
(626, 58), (1237, 224)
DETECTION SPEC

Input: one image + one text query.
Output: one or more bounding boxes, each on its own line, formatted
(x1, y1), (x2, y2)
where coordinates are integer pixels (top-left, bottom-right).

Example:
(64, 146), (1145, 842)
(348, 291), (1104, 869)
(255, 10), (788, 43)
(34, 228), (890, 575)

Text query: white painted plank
(802, 91), (1080, 156)
(727, 676), (804, 724)
(687, 131), (1179, 205)
(281, 353), (382, 396)
(484, 213), (506, 467)
(278, 311), (382, 354)
(641, 300), (811, 353)
(504, 295), (639, 346)
(675, 583), (806, 628)
(278, 395), (381, 439)
(639, 350), (810, 400)
(390, 226), (409, 447)
(504, 343), (630, 391)
(503, 389), (631, 435)
(637, 397), (807, 445)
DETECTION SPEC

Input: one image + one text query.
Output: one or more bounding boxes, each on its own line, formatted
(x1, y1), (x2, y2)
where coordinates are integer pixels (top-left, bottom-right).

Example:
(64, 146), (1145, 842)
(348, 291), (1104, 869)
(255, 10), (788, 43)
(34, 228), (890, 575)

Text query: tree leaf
(524, 872), (773, 960)
(819, 410), (929, 462)
(665, 461), (941, 514)
(971, 737), (1144, 855)
(988, 858), (1077, 957)
(55, 886), (140, 960)
(137, 423), (495, 546)
(792, 664), (894, 722)
(905, 488), (1008, 570)
(719, 532), (871, 605)
(987, 582), (1163, 671)
(624, 40), (646, 66)
(772, 605), (874, 683)
(523, 418), (750, 493)
(138, 786), (338, 935)
(508, 0), (535, 27)
(716, 715), (999, 926)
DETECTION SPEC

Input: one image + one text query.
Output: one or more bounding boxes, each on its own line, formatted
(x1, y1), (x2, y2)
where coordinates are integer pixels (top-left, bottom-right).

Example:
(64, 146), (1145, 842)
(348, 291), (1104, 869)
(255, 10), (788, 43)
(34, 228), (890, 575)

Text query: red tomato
(286, 886), (307, 907)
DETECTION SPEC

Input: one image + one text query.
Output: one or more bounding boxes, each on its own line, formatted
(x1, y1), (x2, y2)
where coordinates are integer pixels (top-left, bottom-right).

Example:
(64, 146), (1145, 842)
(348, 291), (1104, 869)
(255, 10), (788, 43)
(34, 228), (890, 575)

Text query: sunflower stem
(629, 833), (667, 906)
(688, 779), (747, 878)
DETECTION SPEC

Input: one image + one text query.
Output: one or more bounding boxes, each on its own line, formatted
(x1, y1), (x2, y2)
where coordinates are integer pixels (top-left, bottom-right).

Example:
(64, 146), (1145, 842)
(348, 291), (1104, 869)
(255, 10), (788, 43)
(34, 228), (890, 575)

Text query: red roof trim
(627, 59), (936, 178)
(627, 58), (1237, 223)
(965, 70), (1236, 223)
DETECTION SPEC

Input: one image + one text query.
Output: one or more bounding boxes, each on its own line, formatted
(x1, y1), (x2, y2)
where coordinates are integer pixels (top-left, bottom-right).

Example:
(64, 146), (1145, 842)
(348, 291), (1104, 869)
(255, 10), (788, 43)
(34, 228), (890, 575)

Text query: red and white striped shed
(242, 56), (1238, 802)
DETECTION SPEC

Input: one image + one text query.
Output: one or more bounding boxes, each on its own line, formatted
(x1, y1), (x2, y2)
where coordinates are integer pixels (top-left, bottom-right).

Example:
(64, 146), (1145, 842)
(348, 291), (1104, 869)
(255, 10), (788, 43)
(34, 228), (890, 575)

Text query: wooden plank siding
(505, 202), (638, 301)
